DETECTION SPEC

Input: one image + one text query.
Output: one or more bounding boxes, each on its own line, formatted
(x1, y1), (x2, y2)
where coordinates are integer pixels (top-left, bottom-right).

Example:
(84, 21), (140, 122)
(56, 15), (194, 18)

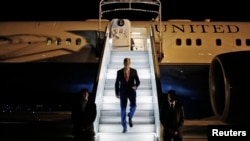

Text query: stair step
(104, 80), (152, 88)
(106, 72), (151, 79)
(99, 116), (155, 124)
(105, 78), (151, 84)
(108, 63), (150, 69)
(103, 89), (153, 96)
(104, 84), (152, 89)
(111, 50), (148, 55)
(98, 124), (156, 132)
(97, 133), (157, 141)
(107, 68), (151, 74)
(102, 95), (153, 103)
(111, 50), (148, 56)
(110, 52), (149, 63)
(104, 79), (152, 88)
(101, 103), (153, 110)
(100, 110), (154, 116)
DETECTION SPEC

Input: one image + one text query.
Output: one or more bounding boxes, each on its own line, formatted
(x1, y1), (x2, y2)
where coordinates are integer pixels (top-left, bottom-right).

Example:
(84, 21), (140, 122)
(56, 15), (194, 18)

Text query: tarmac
(0, 112), (226, 141)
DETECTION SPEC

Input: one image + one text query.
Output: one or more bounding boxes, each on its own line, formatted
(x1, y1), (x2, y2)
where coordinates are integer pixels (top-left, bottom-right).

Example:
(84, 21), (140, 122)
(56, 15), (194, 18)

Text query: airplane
(0, 0), (249, 128)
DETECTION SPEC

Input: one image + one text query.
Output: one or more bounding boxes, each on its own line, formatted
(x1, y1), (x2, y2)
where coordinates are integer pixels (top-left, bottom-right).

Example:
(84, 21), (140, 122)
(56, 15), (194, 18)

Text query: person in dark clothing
(115, 57), (140, 133)
(71, 88), (97, 141)
(160, 90), (184, 141)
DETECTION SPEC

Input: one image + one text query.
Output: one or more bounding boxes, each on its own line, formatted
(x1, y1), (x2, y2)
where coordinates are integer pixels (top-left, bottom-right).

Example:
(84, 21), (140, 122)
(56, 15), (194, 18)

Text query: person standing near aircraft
(160, 90), (184, 141)
(71, 88), (97, 141)
(115, 57), (140, 133)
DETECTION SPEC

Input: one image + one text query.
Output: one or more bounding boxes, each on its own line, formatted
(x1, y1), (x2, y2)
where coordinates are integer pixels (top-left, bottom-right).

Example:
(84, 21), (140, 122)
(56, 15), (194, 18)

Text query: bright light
(132, 32), (141, 35)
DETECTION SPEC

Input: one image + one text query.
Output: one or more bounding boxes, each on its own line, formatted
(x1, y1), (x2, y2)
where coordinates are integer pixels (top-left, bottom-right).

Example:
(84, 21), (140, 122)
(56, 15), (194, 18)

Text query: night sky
(0, 0), (249, 21)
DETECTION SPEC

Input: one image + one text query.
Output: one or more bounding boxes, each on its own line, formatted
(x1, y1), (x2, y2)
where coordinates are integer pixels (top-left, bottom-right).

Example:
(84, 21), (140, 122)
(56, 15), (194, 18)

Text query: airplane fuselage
(1, 19), (250, 122)
(1, 20), (250, 64)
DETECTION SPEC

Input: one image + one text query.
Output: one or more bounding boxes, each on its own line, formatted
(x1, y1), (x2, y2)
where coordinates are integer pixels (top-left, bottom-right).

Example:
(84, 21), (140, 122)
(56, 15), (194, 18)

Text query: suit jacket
(160, 101), (184, 132)
(115, 67), (140, 96)
(71, 99), (97, 133)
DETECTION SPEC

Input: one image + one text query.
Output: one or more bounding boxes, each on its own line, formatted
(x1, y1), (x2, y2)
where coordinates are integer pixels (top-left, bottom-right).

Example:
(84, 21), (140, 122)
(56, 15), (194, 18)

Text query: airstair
(94, 18), (161, 141)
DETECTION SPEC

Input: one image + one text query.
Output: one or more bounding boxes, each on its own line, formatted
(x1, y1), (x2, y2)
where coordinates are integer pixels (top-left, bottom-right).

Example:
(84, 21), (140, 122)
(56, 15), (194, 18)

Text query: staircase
(94, 45), (160, 141)
(93, 15), (160, 141)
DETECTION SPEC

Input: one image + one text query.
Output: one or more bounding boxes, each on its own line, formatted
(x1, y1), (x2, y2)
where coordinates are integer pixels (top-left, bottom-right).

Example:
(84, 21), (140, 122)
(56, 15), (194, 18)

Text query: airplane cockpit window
(176, 38), (181, 46)
(216, 39), (222, 46)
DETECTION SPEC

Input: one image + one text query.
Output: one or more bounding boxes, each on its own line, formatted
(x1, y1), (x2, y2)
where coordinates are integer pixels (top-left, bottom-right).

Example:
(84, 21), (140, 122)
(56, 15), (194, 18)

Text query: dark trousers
(73, 128), (95, 141)
(163, 129), (183, 141)
(120, 89), (136, 130)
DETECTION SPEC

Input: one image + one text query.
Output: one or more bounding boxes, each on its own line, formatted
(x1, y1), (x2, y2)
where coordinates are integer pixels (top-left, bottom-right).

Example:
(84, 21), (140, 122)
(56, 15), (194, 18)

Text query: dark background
(0, 0), (249, 21)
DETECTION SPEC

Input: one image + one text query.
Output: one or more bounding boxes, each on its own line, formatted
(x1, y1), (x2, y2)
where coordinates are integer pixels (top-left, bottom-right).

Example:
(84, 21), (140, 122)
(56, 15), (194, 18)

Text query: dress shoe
(122, 128), (127, 133)
(128, 113), (133, 127)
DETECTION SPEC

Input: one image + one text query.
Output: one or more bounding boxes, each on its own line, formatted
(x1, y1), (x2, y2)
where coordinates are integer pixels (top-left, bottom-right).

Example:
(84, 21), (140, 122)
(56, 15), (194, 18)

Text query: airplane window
(47, 38), (52, 45)
(76, 38), (81, 45)
(196, 39), (202, 46)
(186, 38), (191, 46)
(117, 19), (125, 26)
(246, 39), (250, 46)
(66, 38), (71, 45)
(176, 38), (181, 46)
(216, 39), (222, 46)
(235, 39), (241, 46)
(56, 38), (62, 45)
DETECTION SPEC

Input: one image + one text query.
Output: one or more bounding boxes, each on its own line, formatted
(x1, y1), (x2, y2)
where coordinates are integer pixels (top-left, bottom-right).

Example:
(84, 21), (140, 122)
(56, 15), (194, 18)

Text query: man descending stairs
(95, 50), (160, 141)
(114, 57), (140, 133)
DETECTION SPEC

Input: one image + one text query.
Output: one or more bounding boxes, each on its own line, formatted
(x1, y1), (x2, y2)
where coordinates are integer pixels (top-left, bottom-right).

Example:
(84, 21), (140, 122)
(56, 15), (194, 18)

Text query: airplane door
(110, 19), (131, 50)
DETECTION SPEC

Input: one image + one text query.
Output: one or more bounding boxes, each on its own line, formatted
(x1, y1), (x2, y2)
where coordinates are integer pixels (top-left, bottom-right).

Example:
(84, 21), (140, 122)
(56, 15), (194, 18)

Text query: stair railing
(148, 25), (162, 141)
(94, 23), (112, 140)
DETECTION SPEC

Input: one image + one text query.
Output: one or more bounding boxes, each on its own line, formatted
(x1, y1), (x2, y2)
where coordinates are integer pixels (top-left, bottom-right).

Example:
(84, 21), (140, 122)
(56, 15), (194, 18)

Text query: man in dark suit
(71, 88), (97, 141)
(160, 90), (184, 141)
(115, 57), (140, 133)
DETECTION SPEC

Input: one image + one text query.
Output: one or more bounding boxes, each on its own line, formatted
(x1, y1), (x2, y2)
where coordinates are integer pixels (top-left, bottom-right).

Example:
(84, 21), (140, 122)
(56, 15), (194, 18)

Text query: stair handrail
(148, 24), (162, 141)
(94, 23), (112, 139)
(98, 0), (162, 38)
